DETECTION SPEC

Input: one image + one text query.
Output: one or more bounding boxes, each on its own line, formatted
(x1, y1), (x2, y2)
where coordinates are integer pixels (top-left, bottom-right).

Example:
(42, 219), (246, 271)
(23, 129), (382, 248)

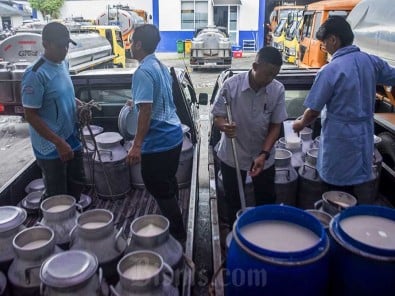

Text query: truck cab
(298, 0), (360, 68)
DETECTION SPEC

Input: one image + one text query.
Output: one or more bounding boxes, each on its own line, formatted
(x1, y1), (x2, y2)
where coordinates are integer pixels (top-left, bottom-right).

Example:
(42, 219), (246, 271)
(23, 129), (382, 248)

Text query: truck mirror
(199, 93), (208, 105)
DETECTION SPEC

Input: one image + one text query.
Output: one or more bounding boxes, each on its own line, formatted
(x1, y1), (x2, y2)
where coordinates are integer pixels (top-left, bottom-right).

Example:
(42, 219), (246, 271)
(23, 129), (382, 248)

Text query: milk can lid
(118, 105), (138, 141)
(82, 125), (104, 137)
(0, 206), (27, 232)
(40, 250), (98, 288)
(322, 191), (357, 208)
(95, 132), (123, 145)
(24, 178), (44, 194)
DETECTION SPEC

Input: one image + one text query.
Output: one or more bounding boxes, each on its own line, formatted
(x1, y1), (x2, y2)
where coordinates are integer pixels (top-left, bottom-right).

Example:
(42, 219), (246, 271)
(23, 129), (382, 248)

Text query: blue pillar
(152, 0), (159, 27)
(258, 0), (266, 49)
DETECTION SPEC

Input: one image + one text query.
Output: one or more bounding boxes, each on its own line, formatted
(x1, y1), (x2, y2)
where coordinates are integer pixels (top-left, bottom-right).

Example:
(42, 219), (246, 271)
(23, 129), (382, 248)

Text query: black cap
(42, 22), (76, 47)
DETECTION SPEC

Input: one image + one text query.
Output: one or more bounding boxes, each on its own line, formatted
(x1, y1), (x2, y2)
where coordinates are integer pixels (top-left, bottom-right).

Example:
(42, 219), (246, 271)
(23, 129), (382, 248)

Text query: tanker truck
(96, 6), (147, 58)
(0, 25), (125, 116)
(189, 26), (232, 70)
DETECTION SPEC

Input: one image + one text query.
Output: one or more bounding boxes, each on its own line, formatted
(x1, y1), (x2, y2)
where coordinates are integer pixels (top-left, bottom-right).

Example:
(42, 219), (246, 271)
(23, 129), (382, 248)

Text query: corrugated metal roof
(0, 2), (24, 17)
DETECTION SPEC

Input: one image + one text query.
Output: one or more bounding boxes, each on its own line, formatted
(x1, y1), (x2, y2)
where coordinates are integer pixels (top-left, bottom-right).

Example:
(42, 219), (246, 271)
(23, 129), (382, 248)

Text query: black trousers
(37, 149), (85, 201)
(220, 161), (276, 225)
(141, 143), (186, 241)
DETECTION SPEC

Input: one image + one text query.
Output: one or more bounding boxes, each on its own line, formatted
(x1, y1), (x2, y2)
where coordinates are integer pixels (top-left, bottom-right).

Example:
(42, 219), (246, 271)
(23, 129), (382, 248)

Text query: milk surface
(82, 222), (107, 229)
(22, 239), (48, 249)
(240, 220), (319, 252)
(123, 264), (159, 280)
(340, 215), (395, 250)
(46, 204), (70, 213)
(136, 223), (164, 236)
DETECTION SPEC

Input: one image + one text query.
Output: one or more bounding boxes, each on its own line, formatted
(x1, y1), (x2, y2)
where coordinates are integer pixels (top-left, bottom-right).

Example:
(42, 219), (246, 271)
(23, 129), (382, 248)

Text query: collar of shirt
(241, 70), (268, 95)
(332, 45), (360, 60)
(139, 53), (157, 66)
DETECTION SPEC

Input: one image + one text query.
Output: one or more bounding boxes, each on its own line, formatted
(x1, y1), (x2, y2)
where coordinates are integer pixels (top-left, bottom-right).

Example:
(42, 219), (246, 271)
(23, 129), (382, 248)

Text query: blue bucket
(329, 205), (395, 295)
(226, 205), (329, 296)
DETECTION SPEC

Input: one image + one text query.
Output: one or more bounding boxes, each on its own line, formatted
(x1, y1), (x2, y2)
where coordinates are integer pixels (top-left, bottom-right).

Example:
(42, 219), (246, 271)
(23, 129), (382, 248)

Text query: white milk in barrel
(123, 264), (159, 280)
(82, 222), (107, 229)
(46, 204), (70, 213)
(136, 224), (163, 236)
(22, 239), (48, 250)
(340, 215), (395, 250)
(240, 220), (319, 252)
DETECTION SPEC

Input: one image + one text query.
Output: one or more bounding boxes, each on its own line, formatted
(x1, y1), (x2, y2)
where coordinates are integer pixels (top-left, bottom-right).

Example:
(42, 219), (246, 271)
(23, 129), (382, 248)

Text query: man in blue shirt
(293, 16), (395, 201)
(126, 24), (186, 242)
(22, 22), (85, 202)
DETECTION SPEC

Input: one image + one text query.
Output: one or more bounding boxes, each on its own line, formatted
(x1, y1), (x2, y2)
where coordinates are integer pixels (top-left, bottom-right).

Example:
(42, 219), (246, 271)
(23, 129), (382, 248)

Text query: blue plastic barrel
(226, 205), (329, 296)
(329, 205), (395, 296)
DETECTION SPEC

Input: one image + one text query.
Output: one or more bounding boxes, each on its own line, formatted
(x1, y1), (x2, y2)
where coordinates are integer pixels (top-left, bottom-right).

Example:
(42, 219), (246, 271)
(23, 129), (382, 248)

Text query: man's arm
(293, 108), (320, 133)
(127, 103), (152, 164)
(250, 122), (281, 177)
(24, 107), (73, 162)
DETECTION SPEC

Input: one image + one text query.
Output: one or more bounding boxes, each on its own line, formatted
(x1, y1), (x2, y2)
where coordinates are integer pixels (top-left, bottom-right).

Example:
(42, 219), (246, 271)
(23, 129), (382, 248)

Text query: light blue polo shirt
(304, 45), (395, 185)
(132, 54), (182, 154)
(22, 56), (81, 159)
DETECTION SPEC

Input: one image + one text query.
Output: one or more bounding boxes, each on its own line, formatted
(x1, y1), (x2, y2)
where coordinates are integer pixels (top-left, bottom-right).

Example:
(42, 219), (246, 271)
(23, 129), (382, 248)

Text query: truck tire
(376, 131), (395, 169)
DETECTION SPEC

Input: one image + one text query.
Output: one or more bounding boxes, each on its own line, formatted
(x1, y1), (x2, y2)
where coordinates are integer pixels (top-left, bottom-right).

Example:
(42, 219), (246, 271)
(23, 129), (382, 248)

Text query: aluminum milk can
(274, 148), (298, 206)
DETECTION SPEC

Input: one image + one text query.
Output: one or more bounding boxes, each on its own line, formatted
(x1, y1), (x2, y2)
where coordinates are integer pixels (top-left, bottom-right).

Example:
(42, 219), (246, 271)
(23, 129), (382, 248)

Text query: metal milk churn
(0, 61), (13, 104)
(316, 191), (357, 216)
(11, 62), (30, 104)
(93, 132), (131, 198)
(69, 209), (127, 285)
(275, 136), (286, 149)
(312, 136), (320, 149)
(176, 124), (194, 188)
(124, 140), (145, 189)
(39, 195), (79, 249)
(300, 127), (313, 156)
(40, 250), (108, 296)
(0, 206), (26, 272)
(82, 125), (104, 185)
(274, 149), (298, 206)
(110, 251), (179, 296)
(7, 226), (61, 296)
(297, 148), (325, 209)
(126, 215), (183, 272)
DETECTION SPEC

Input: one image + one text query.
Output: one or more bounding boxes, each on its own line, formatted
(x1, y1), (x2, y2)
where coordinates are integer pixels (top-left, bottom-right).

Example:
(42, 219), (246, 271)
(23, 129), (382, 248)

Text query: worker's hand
(249, 155), (265, 177)
(126, 99), (134, 110)
(292, 118), (305, 134)
(56, 139), (74, 162)
(127, 143), (141, 165)
(222, 122), (236, 138)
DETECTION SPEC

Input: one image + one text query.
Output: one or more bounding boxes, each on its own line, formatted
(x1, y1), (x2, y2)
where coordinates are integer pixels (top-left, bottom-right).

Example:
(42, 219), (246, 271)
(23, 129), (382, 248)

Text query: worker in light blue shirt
(126, 24), (185, 243)
(293, 16), (395, 201)
(22, 22), (85, 202)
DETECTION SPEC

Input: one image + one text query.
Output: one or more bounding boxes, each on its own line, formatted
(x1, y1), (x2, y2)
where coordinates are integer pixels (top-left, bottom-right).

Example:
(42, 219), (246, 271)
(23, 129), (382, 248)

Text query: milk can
(124, 141), (145, 189)
(315, 191), (357, 216)
(300, 127), (313, 156)
(40, 250), (108, 296)
(7, 226), (61, 296)
(110, 251), (178, 296)
(0, 270), (7, 296)
(0, 61), (12, 103)
(82, 125), (104, 186)
(39, 195), (79, 249)
(11, 62), (30, 104)
(69, 209), (127, 285)
(126, 215), (183, 272)
(0, 206), (27, 272)
(297, 148), (325, 209)
(94, 132), (131, 198)
(274, 149), (298, 206)
(311, 136), (320, 149)
(176, 131), (194, 188)
(275, 137), (286, 149)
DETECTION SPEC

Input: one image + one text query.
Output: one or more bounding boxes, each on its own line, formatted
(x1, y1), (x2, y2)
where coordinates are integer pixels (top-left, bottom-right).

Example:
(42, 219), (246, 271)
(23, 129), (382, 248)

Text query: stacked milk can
(1, 198), (183, 295)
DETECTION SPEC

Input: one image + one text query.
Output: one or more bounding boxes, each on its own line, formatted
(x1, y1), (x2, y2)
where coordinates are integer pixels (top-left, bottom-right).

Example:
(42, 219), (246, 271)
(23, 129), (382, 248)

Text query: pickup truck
(0, 67), (209, 295)
(208, 67), (395, 295)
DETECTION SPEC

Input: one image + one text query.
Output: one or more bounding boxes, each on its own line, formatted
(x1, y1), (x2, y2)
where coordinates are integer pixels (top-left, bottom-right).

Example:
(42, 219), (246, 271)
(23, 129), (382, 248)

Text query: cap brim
(69, 38), (77, 46)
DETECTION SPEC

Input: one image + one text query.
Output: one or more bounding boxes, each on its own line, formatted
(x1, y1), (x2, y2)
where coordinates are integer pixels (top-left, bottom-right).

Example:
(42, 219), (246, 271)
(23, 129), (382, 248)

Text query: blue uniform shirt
(22, 56), (81, 159)
(304, 45), (395, 185)
(132, 54), (182, 154)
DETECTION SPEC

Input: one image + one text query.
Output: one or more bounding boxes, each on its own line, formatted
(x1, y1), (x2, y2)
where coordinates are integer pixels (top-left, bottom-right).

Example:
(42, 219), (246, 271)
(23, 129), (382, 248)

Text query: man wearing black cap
(21, 22), (85, 202)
